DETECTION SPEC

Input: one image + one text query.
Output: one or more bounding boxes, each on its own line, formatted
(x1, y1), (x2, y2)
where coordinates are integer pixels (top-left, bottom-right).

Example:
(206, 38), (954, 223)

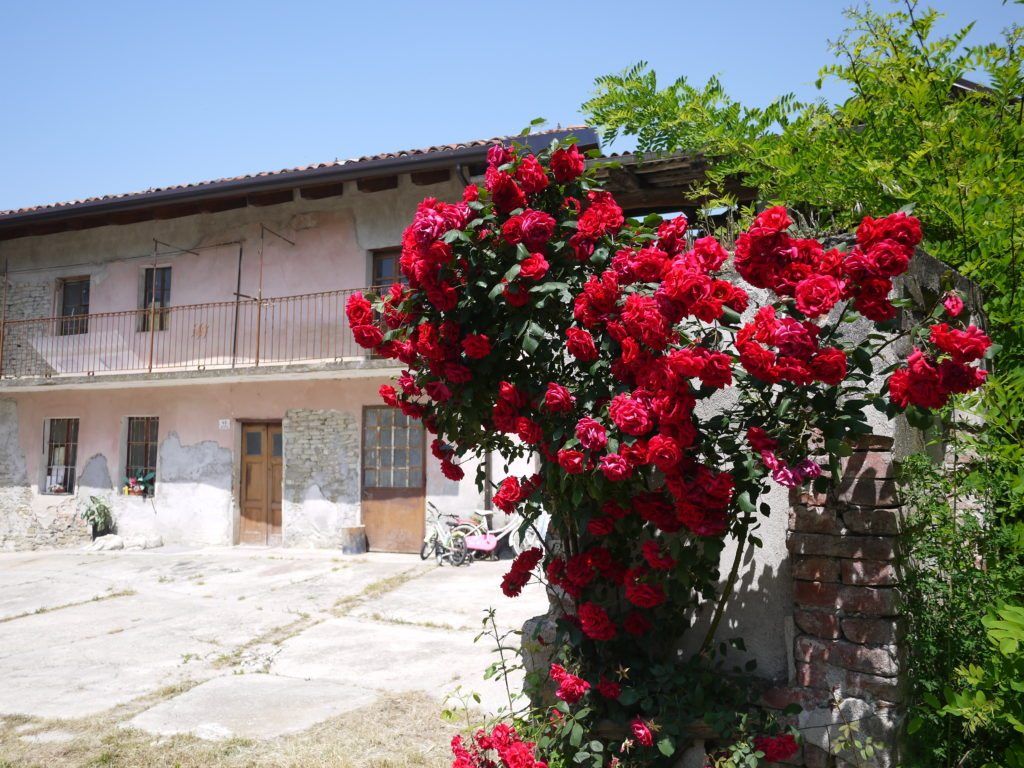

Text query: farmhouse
(0, 127), (739, 553)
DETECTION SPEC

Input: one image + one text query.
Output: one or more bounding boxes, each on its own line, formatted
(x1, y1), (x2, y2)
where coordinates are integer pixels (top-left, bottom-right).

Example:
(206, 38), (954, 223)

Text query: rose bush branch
(347, 136), (989, 767)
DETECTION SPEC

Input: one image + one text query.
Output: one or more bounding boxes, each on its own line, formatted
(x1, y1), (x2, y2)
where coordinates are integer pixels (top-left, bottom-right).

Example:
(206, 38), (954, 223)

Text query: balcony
(0, 287), (385, 382)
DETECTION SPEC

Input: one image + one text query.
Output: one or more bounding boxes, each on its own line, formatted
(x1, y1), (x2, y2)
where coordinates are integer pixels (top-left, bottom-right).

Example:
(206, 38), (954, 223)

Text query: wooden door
(361, 406), (425, 553)
(240, 423), (283, 545)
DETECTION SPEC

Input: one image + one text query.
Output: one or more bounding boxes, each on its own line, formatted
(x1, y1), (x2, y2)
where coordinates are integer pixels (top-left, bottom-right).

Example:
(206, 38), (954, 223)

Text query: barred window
(45, 418), (79, 494)
(125, 416), (159, 496)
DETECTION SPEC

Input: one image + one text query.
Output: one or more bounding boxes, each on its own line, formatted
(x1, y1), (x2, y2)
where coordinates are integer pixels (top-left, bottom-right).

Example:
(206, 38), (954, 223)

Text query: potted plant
(80, 495), (113, 539)
(122, 471), (155, 497)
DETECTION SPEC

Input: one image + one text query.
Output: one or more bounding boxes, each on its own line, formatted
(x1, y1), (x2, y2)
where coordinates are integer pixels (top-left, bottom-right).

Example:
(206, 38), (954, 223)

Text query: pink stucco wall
(9, 373), (485, 545)
(84, 211), (370, 316)
(16, 377), (375, 474)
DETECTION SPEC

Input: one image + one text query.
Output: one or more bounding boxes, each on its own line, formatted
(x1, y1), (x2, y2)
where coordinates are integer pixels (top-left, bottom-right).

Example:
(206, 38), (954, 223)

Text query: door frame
(359, 405), (427, 552)
(237, 420), (284, 546)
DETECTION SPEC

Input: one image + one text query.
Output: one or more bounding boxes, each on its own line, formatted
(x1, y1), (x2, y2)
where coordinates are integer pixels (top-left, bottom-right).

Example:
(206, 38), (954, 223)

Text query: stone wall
(761, 436), (903, 767)
(2, 280), (56, 378)
(282, 408), (364, 549)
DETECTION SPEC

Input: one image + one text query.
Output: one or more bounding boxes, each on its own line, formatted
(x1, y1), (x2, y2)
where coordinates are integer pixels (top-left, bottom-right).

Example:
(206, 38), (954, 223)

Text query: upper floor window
(58, 277), (89, 336)
(140, 267), (171, 332)
(371, 248), (403, 288)
(125, 416), (159, 496)
(45, 417), (79, 494)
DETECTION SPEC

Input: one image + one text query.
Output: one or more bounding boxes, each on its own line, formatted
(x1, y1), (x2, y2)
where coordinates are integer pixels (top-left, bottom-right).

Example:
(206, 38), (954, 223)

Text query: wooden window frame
(370, 247), (402, 290)
(44, 417), (79, 494)
(361, 406), (425, 490)
(139, 266), (172, 332)
(125, 416), (159, 497)
(57, 276), (90, 336)
(368, 248), (405, 358)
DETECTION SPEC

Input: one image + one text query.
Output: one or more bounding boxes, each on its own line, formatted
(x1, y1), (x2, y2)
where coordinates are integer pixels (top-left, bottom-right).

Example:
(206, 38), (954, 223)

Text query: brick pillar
(763, 436), (903, 767)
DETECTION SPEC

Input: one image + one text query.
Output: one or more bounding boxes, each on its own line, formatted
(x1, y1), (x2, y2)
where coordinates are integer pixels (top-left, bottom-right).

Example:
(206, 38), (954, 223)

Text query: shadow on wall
(684, 550), (791, 684)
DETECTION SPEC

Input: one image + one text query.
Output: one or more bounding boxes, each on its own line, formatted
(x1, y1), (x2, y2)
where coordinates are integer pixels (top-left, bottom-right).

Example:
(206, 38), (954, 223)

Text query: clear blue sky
(1, 0), (1019, 212)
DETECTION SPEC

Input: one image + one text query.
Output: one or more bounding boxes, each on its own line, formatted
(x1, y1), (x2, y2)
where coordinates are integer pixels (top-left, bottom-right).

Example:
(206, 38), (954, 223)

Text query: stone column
(763, 436), (903, 767)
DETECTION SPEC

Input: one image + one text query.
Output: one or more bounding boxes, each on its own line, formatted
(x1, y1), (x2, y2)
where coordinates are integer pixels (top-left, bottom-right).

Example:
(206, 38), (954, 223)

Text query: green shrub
(899, 453), (1024, 766)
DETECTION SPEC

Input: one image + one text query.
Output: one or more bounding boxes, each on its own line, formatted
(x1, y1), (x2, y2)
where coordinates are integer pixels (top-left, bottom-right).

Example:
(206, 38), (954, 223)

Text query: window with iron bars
(45, 418), (79, 494)
(125, 416), (159, 496)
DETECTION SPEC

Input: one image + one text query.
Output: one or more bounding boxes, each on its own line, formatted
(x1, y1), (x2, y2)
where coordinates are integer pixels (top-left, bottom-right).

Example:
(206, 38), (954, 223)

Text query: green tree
(584, 1), (1024, 362)
(584, 4), (1024, 765)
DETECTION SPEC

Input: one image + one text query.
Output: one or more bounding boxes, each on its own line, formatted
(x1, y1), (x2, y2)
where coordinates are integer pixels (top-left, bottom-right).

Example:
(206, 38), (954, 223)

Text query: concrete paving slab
(270, 615), (522, 714)
(349, 558), (545, 632)
(0, 548), (546, 727)
(127, 673), (377, 740)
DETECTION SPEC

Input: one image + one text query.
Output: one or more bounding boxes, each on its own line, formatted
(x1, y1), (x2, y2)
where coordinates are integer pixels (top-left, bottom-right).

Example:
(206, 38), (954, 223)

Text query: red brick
(842, 559), (898, 586)
(834, 476), (900, 507)
(839, 585), (900, 617)
(842, 617), (900, 645)
(793, 581), (840, 609)
(831, 640), (898, 676)
(795, 637), (898, 676)
(842, 506), (900, 535)
(794, 609), (841, 639)
(840, 450), (896, 479)
(788, 532), (896, 560)
(789, 505), (844, 535)
(792, 556), (840, 582)
(760, 685), (830, 711)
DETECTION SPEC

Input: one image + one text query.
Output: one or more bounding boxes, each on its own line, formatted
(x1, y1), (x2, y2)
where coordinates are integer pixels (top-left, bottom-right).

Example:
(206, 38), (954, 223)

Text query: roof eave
(0, 127), (599, 231)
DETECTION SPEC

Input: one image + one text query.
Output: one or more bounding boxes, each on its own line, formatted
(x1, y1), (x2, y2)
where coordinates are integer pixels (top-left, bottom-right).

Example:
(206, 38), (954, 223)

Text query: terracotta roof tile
(0, 126), (593, 220)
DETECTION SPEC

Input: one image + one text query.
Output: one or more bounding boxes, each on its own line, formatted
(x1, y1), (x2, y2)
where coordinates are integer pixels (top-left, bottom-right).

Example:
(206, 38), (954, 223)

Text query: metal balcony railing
(0, 287), (383, 379)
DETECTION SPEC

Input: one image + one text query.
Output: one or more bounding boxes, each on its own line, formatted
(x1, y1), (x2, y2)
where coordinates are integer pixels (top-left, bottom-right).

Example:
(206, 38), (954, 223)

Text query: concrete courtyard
(0, 546), (547, 767)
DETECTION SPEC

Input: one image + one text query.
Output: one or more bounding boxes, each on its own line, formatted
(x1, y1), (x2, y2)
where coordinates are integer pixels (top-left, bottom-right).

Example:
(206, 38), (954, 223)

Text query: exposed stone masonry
(2, 281), (56, 378)
(282, 408), (364, 550)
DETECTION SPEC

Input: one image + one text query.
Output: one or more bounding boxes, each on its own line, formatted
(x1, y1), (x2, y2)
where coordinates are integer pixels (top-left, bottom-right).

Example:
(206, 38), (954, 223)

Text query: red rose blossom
(519, 252), (550, 281)
(753, 734), (799, 762)
(550, 664), (590, 704)
(550, 143), (586, 182)
(578, 602), (617, 641)
(575, 418), (608, 451)
(557, 449), (586, 474)
(608, 393), (653, 436)
(461, 334), (491, 359)
(567, 328), (599, 362)
(599, 453), (632, 482)
(543, 383), (576, 413)
(795, 274), (842, 318)
(630, 718), (654, 747)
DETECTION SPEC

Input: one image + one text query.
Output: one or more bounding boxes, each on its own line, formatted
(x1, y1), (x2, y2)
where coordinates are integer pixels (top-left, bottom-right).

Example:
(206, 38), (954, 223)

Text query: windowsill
(41, 491), (73, 496)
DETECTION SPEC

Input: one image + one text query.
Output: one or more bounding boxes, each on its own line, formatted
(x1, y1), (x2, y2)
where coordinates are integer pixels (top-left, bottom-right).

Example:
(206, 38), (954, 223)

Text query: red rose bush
(347, 137), (988, 765)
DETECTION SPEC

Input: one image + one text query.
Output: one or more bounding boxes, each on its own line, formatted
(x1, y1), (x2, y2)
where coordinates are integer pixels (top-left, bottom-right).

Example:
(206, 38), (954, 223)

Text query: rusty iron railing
(0, 287), (384, 379)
